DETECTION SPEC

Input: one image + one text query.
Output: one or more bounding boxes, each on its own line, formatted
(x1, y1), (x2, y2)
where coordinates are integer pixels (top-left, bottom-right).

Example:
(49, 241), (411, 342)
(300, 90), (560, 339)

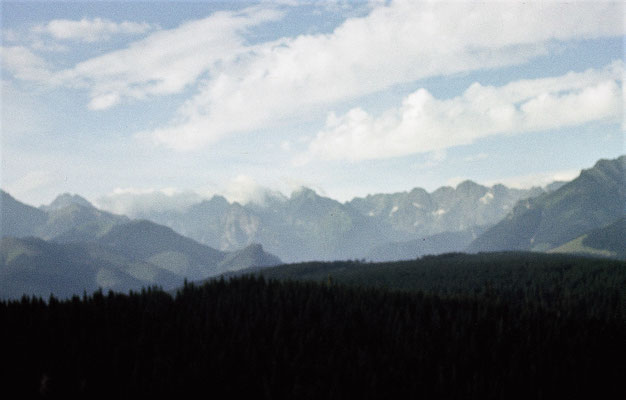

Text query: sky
(1, 0), (624, 212)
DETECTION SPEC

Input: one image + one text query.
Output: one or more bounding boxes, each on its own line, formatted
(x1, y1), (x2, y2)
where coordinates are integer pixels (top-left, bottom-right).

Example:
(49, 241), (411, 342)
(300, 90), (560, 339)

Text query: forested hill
(2, 259), (623, 398)
(219, 251), (626, 296)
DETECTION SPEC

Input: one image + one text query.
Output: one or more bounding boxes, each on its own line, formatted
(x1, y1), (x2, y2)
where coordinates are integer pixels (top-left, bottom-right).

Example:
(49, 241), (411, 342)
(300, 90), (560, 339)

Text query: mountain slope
(0, 191), (130, 242)
(0, 237), (161, 299)
(96, 220), (227, 279)
(0, 190), (48, 237)
(367, 226), (488, 262)
(217, 243), (282, 272)
(468, 156), (625, 252)
(549, 218), (626, 259)
(38, 203), (129, 242)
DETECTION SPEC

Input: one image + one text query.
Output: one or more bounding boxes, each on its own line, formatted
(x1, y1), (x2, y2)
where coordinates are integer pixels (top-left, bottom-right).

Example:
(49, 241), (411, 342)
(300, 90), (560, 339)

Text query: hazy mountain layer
(4, 156), (620, 266)
(141, 182), (543, 262)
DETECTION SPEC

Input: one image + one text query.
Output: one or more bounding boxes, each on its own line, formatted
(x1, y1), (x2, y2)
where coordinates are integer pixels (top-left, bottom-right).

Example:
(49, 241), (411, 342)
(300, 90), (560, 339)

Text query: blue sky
(1, 0), (624, 212)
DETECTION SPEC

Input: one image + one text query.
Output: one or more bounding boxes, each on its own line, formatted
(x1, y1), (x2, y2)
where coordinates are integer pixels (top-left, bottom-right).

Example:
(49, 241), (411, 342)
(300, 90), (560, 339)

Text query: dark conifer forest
(1, 253), (624, 399)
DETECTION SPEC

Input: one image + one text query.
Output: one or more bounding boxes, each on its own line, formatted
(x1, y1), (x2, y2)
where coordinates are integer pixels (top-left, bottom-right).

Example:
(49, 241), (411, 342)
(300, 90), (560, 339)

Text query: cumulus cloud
(95, 188), (204, 217)
(307, 61), (623, 161)
(223, 175), (286, 206)
(33, 18), (153, 42)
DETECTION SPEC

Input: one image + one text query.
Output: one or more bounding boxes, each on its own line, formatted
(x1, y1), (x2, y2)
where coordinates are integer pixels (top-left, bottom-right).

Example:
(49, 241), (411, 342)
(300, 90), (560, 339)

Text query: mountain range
(106, 155), (623, 262)
(139, 181), (548, 262)
(1, 155), (623, 298)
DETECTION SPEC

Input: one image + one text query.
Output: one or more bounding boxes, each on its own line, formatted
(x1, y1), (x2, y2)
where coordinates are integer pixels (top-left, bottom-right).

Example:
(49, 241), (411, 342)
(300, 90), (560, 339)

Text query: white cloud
(33, 18), (154, 42)
(0, 46), (52, 81)
(95, 187), (204, 217)
(307, 61), (623, 161)
(223, 174), (286, 206)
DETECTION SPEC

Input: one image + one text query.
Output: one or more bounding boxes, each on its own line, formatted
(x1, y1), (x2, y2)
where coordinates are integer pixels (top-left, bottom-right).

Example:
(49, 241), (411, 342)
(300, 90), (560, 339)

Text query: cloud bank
(95, 188), (204, 217)
(306, 61), (623, 161)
